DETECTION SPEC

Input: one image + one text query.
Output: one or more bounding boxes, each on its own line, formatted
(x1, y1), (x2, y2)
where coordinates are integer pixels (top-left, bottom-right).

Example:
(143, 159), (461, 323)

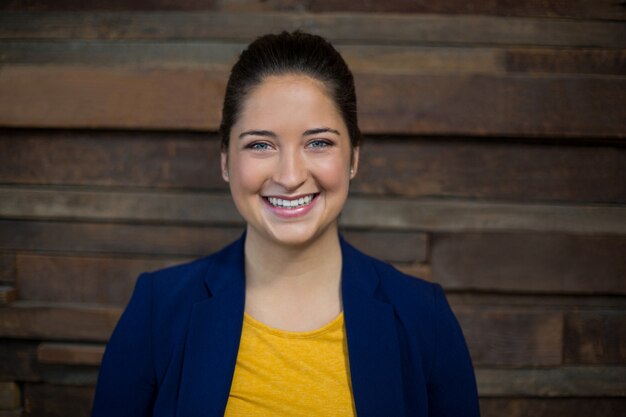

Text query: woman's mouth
(263, 193), (319, 218)
(265, 194), (316, 209)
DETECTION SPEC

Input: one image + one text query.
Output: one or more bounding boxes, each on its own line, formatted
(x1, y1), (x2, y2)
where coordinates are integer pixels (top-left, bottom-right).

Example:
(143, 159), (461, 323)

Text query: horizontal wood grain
(3, 187), (625, 235)
(564, 311), (626, 365)
(23, 383), (94, 417)
(0, 382), (20, 410)
(1, 11), (624, 46)
(14, 254), (183, 305)
(0, 340), (40, 382)
(0, 286), (17, 306)
(480, 398), (626, 417)
(37, 343), (104, 366)
(456, 307), (563, 366)
(5, 41), (624, 77)
(431, 233), (626, 294)
(2, 131), (625, 203)
(0, 301), (572, 367)
(0, 220), (424, 263)
(476, 367), (626, 396)
(1, 65), (624, 137)
(0, 220), (244, 257)
(0, 302), (121, 342)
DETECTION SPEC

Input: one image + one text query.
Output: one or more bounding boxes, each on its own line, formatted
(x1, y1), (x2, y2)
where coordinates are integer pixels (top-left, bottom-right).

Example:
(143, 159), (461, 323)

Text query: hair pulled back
(219, 31), (361, 151)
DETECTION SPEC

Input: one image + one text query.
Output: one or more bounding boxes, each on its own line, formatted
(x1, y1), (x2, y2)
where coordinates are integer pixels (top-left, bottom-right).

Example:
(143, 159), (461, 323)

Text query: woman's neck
(243, 224), (344, 330)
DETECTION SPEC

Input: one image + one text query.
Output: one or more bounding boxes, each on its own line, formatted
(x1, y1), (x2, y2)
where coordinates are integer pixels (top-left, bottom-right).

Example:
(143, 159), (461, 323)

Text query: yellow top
(224, 312), (357, 417)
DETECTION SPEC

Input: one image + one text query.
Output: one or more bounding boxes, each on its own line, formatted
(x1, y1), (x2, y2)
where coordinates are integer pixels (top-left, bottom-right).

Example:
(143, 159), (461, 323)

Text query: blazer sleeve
(427, 284), (480, 417)
(91, 273), (156, 417)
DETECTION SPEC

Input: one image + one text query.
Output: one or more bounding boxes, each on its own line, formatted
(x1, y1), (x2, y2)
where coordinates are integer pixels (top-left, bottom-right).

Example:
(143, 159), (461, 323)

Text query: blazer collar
(178, 233), (405, 417)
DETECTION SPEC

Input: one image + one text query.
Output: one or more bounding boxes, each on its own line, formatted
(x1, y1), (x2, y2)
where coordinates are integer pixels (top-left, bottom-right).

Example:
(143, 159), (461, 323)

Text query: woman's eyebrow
(303, 127), (340, 136)
(238, 130), (277, 139)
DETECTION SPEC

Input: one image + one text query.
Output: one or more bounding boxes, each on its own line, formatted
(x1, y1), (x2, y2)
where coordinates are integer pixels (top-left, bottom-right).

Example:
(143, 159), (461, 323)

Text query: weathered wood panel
(38, 343), (104, 366)
(23, 383), (93, 417)
(0, 382), (20, 410)
(0, 303), (121, 342)
(431, 233), (626, 294)
(4, 187), (625, 235)
(0, 130), (223, 190)
(14, 254), (181, 305)
(0, 220), (243, 257)
(480, 398), (626, 417)
(505, 48), (626, 76)
(564, 312), (626, 364)
(0, 301), (571, 367)
(0, 220), (425, 264)
(0, 253), (16, 284)
(476, 367), (626, 396)
(5, 41), (625, 77)
(0, 286), (17, 306)
(2, 0), (625, 21)
(455, 308), (563, 366)
(0, 340), (43, 382)
(3, 131), (625, 204)
(1, 65), (624, 137)
(1, 12), (624, 46)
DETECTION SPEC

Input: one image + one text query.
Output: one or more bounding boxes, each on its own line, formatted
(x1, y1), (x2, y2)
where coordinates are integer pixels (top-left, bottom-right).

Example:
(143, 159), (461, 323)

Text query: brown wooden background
(1, 1), (625, 416)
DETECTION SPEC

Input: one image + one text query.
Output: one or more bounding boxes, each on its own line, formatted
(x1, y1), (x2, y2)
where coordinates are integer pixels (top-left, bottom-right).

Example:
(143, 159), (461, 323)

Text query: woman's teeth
(267, 194), (314, 209)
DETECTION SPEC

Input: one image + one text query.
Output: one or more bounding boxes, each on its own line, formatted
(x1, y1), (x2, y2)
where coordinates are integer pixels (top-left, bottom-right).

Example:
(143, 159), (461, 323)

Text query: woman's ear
(350, 146), (360, 180)
(220, 152), (229, 182)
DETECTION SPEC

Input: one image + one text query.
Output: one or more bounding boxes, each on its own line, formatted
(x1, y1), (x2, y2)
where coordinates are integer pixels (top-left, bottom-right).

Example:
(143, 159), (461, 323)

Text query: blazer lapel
(341, 238), (406, 417)
(176, 236), (246, 417)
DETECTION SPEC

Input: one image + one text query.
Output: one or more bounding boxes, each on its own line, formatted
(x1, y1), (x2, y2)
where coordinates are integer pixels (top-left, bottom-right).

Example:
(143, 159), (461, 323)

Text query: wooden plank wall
(0, 1), (625, 415)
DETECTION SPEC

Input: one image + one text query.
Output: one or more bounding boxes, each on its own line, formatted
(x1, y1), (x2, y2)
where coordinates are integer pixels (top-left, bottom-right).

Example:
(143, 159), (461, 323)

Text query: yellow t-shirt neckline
(242, 311), (344, 339)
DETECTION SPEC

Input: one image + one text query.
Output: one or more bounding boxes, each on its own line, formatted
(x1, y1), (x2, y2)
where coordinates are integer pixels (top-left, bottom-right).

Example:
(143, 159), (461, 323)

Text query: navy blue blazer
(92, 235), (480, 417)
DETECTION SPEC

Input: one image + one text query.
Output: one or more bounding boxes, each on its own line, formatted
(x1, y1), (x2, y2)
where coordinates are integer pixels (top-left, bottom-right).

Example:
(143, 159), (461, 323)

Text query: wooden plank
(0, 382), (20, 410)
(341, 230), (427, 263)
(0, 12), (624, 46)
(307, 0), (626, 21)
(353, 137), (626, 202)
(1, 65), (624, 137)
(0, 340), (40, 382)
(480, 398), (626, 417)
(431, 233), (626, 294)
(476, 367), (626, 396)
(0, 253), (16, 284)
(0, 0), (624, 20)
(37, 343), (104, 366)
(0, 302), (121, 341)
(455, 308), (563, 367)
(2, 131), (625, 204)
(0, 285), (17, 305)
(0, 130), (224, 190)
(0, 187), (243, 225)
(23, 383), (94, 417)
(0, 65), (226, 130)
(0, 410), (22, 417)
(14, 254), (182, 305)
(0, 220), (244, 257)
(0, 220), (423, 264)
(4, 187), (626, 235)
(564, 311), (626, 365)
(0, 301), (570, 367)
(505, 48), (626, 76)
(354, 73), (626, 137)
(0, 41), (503, 75)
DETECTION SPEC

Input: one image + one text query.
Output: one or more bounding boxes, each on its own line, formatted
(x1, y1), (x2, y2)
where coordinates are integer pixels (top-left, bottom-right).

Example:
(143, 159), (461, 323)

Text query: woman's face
(222, 74), (359, 247)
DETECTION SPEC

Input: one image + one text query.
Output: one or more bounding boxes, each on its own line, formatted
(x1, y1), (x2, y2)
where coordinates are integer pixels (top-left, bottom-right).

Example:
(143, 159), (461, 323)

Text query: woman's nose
(273, 149), (307, 191)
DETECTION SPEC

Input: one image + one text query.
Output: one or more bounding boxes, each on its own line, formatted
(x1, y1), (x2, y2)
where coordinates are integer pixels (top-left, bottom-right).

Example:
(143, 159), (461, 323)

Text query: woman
(92, 31), (480, 417)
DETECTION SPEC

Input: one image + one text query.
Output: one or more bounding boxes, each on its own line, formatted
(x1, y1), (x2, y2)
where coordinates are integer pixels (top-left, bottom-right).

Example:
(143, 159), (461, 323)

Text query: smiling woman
(91, 31), (480, 417)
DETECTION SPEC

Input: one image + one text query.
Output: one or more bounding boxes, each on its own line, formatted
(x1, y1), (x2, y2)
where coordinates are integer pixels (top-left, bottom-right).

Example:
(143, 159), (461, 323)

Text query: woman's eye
(247, 142), (272, 151)
(307, 140), (331, 149)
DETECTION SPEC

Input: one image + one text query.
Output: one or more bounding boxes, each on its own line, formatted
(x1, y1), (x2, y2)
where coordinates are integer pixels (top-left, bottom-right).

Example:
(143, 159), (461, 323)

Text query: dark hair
(219, 31), (361, 151)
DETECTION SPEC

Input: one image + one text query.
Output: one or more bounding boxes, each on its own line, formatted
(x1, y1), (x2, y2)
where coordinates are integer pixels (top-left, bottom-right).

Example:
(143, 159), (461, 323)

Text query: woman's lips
(262, 193), (319, 218)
